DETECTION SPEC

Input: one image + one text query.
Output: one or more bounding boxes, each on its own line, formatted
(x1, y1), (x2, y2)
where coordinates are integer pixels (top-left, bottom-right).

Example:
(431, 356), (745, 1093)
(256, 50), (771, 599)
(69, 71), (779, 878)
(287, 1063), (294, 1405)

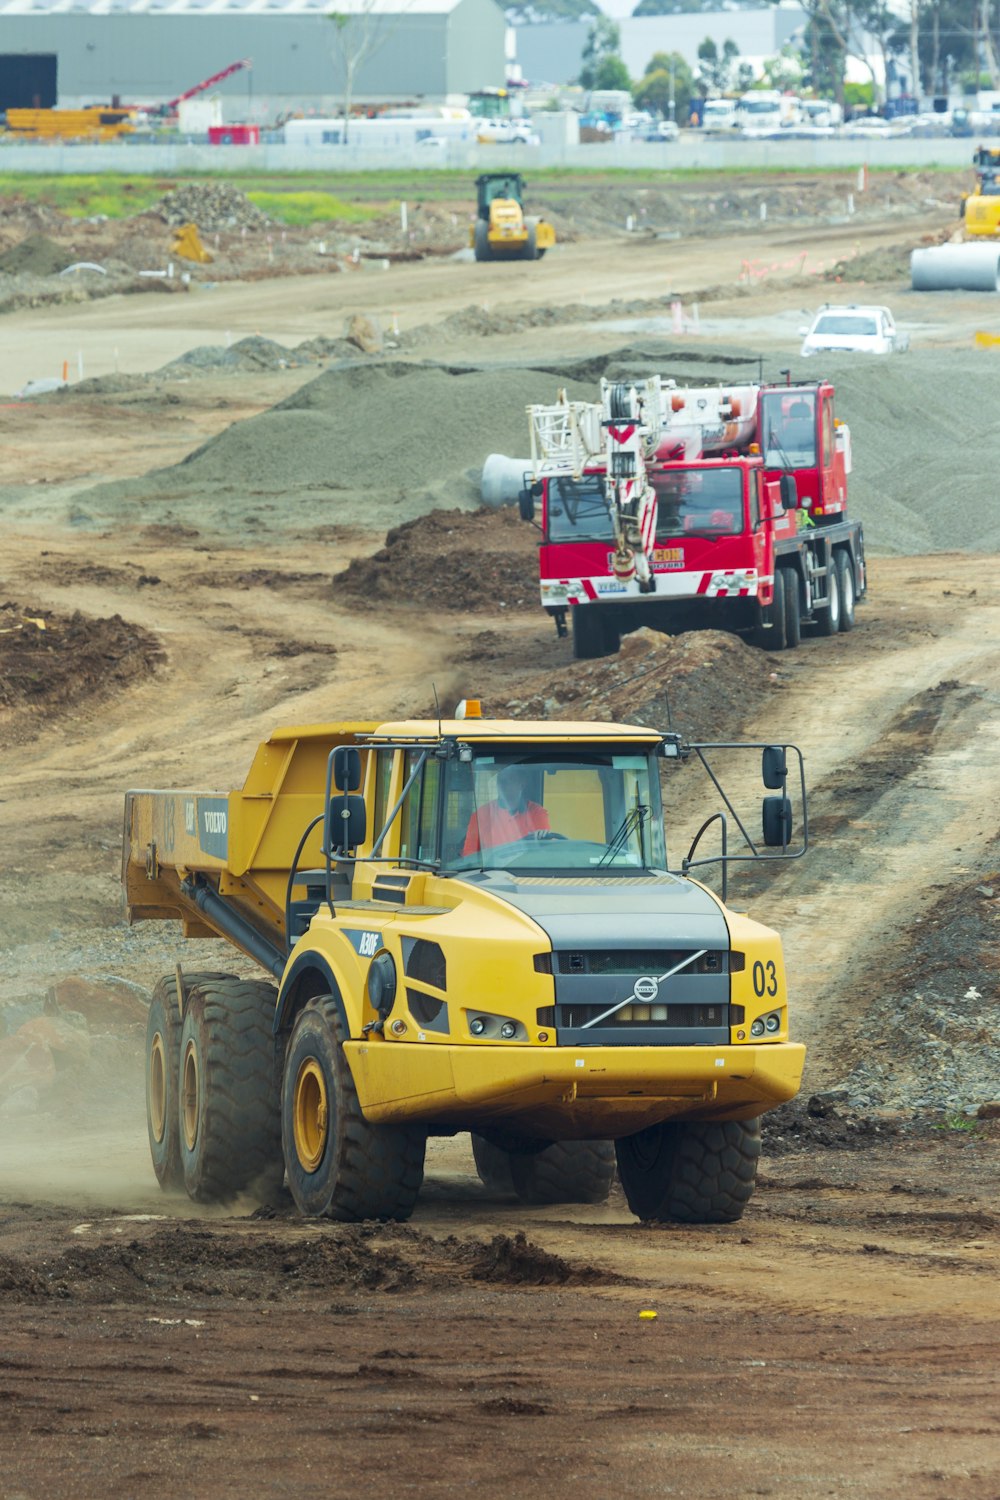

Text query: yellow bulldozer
(470, 172), (556, 262)
(123, 706), (807, 1222)
(962, 146), (1000, 236)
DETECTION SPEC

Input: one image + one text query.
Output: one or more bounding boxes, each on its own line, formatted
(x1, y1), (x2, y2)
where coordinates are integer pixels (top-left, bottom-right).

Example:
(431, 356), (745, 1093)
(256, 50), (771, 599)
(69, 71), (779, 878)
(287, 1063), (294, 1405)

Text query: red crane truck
(516, 375), (866, 660)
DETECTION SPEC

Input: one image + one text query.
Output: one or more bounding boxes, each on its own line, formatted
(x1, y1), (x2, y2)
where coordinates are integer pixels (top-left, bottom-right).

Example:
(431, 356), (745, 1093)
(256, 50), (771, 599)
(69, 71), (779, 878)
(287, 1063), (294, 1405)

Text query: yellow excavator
(962, 146), (1000, 236)
(471, 172), (556, 262)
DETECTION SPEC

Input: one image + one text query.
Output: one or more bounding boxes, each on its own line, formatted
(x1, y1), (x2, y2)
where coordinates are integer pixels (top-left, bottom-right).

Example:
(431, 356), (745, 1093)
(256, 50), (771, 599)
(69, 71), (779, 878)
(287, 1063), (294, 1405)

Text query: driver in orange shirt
(463, 764), (551, 855)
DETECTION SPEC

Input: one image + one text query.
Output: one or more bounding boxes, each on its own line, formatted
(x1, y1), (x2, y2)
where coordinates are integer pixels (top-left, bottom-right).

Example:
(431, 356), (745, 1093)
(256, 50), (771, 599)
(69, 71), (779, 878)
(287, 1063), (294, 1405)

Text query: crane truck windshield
(652, 467), (743, 536)
(399, 749), (667, 873)
(760, 389), (818, 468)
(545, 475), (614, 542)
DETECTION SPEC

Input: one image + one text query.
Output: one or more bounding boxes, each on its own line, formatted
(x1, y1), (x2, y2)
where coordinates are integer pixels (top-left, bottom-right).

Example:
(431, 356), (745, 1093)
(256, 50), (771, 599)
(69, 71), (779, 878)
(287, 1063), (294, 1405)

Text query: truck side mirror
(518, 487), (535, 522)
(762, 795), (793, 848)
(332, 745), (362, 793)
(762, 745), (787, 788)
(779, 473), (798, 510)
(327, 794), (366, 854)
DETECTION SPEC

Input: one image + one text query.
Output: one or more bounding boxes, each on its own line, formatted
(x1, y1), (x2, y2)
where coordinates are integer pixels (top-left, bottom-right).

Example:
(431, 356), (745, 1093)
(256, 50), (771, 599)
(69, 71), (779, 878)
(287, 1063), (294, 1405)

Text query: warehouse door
(0, 55), (57, 110)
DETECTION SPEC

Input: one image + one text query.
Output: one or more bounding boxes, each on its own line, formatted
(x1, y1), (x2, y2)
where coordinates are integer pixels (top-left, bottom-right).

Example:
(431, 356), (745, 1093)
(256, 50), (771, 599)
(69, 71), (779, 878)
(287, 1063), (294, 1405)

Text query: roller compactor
(124, 710), (806, 1222)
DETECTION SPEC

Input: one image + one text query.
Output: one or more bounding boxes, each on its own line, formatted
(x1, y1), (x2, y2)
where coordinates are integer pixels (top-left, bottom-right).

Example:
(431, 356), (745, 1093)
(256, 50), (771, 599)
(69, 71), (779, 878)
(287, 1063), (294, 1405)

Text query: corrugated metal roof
(0, 0), (461, 13)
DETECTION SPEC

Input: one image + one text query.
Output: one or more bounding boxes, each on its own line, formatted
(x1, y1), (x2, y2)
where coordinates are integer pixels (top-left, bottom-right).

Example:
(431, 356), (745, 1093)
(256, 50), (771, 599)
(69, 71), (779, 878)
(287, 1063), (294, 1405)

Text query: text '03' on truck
(503, 373), (866, 660)
(124, 707), (808, 1225)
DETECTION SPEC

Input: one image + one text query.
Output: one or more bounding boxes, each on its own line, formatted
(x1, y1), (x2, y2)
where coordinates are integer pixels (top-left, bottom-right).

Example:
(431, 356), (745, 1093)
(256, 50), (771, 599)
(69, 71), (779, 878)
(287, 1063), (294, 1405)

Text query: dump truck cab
(124, 712), (806, 1224)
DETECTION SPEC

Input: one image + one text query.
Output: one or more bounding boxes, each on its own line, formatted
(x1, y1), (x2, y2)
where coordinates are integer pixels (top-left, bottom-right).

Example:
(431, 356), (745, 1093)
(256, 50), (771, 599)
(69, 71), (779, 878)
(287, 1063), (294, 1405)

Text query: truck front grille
(557, 948), (728, 976)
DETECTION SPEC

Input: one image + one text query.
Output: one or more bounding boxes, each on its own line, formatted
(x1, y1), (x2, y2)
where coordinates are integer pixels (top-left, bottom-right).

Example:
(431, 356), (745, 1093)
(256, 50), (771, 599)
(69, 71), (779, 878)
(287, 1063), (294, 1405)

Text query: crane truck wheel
(783, 567), (802, 649)
(815, 555), (841, 636)
(474, 220), (492, 262)
(281, 996), (426, 1221)
(615, 1118), (761, 1223)
(835, 551), (856, 632)
(177, 977), (284, 1204)
(571, 605), (618, 660)
(752, 568), (788, 651)
(145, 970), (232, 1192)
(508, 1139), (617, 1205)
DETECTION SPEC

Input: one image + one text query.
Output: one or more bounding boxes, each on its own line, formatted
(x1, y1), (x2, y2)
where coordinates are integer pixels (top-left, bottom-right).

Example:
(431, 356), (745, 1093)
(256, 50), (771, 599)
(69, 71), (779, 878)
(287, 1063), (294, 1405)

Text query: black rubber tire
(836, 550), (856, 632)
(815, 554), (840, 636)
(146, 970), (232, 1193)
(471, 1133), (515, 1194)
(473, 219), (491, 262)
(782, 567), (802, 649)
(753, 567), (787, 651)
(616, 1117), (761, 1223)
(281, 996), (426, 1221)
(523, 223), (538, 261)
(509, 1139), (617, 1206)
(571, 605), (617, 660)
(178, 976), (283, 1204)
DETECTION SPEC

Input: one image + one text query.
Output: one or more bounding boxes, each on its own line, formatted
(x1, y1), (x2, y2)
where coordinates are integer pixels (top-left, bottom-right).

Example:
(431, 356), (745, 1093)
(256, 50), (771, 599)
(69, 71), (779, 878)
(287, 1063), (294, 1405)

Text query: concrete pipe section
(480, 453), (531, 508)
(911, 244), (1000, 292)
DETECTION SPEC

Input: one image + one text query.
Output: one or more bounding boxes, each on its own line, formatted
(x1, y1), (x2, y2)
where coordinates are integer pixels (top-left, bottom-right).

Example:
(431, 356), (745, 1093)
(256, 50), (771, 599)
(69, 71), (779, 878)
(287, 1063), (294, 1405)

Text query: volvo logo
(633, 976), (659, 1002)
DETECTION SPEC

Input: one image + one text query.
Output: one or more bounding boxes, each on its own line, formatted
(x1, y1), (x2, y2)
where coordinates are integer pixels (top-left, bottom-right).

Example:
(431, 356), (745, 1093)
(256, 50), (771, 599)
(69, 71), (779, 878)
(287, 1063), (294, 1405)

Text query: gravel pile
(0, 233), (72, 276)
(153, 182), (270, 232)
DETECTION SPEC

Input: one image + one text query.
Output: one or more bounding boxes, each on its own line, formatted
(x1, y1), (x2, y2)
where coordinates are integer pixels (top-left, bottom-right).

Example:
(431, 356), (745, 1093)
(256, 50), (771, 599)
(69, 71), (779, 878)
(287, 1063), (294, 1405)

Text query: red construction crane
(164, 59), (252, 112)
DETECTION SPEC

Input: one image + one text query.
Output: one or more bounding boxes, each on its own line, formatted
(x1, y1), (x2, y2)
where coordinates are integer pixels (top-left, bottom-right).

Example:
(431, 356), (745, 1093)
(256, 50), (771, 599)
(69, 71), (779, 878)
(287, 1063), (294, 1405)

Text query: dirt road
(1, 191), (999, 1499)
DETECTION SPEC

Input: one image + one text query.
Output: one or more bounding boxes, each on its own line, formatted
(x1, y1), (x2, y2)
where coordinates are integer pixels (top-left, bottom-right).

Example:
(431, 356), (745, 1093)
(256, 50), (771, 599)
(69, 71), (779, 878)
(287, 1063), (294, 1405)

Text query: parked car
(475, 119), (538, 146)
(640, 120), (680, 141)
(799, 305), (910, 357)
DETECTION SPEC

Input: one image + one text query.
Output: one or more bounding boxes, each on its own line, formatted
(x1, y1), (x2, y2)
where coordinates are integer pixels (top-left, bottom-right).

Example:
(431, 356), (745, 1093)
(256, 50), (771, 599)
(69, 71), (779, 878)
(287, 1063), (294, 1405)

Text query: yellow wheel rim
(149, 1031), (167, 1144)
(293, 1058), (329, 1174)
(182, 1039), (200, 1151)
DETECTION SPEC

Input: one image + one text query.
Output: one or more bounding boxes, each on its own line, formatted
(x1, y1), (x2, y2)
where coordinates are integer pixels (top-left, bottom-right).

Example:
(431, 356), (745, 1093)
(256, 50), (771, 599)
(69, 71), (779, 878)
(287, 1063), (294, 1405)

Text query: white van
(702, 98), (739, 131)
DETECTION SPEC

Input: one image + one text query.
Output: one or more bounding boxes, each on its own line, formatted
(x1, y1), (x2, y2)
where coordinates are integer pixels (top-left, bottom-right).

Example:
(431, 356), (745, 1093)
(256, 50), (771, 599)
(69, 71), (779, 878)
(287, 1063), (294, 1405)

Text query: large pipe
(911, 244), (1000, 292)
(480, 453), (531, 508)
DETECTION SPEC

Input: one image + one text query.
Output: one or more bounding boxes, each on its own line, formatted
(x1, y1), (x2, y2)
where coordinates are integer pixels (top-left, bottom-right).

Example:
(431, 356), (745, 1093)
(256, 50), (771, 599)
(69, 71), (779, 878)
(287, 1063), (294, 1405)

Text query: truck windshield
(813, 314), (878, 335)
(651, 466), (743, 536)
(439, 749), (666, 873)
(545, 476), (614, 542)
(759, 389), (818, 468)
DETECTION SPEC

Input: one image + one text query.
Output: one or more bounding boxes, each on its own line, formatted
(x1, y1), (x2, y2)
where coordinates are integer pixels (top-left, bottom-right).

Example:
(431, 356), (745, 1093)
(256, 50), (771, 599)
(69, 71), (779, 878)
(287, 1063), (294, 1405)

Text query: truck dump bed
(122, 722), (373, 965)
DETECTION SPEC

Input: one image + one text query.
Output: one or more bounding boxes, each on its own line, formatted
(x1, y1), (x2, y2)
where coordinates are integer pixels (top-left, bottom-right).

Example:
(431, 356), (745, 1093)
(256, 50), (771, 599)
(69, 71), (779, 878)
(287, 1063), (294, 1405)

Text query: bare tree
(328, 0), (410, 143)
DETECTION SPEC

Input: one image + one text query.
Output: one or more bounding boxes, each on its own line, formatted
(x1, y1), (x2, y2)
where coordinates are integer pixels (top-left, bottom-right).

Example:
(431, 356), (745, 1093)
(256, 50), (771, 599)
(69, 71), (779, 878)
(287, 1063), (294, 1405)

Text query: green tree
(579, 16), (623, 90)
(633, 52), (694, 120)
(593, 55), (633, 91)
(697, 36), (740, 93)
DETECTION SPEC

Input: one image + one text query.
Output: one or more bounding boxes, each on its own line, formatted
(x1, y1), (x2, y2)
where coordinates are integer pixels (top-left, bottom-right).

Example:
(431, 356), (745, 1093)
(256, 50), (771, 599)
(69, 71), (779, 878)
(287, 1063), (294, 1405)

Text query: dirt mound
(77, 361), (593, 531)
(0, 233), (72, 276)
(488, 627), (777, 743)
(153, 182), (270, 232)
(335, 507), (537, 614)
(0, 603), (162, 720)
(464, 1231), (614, 1287)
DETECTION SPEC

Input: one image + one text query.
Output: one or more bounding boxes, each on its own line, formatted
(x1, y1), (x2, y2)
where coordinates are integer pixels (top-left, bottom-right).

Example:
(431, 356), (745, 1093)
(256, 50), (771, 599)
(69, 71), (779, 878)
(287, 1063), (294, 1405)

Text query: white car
(475, 119), (538, 146)
(799, 305), (909, 357)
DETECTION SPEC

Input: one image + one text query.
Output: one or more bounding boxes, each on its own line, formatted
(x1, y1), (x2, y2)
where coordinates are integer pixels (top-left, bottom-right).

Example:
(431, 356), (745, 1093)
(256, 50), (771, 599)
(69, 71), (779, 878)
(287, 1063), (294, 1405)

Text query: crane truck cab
(125, 712), (806, 1224)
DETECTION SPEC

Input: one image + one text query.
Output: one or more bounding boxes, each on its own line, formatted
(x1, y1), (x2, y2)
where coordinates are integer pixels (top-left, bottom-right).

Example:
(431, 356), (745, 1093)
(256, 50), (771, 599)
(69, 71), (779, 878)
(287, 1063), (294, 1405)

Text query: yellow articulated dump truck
(123, 708), (807, 1223)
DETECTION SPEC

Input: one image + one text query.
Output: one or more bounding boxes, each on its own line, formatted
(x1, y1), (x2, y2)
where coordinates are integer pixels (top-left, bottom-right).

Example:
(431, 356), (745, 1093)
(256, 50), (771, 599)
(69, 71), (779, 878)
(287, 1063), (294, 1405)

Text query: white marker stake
(760, 202), (767, 221)
(400, 201), (408, 234)
(77, 350), (84, 381)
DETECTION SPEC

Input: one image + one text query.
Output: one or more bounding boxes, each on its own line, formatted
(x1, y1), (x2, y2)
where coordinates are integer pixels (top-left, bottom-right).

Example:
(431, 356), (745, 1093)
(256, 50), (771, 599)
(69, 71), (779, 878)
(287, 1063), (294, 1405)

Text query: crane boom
(167, 58), (252, 110)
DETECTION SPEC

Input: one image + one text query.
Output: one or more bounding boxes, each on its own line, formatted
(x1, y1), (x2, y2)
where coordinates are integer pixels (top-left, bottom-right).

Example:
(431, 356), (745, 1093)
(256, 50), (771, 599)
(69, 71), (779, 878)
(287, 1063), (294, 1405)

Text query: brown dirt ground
(1, 177), (1000, 1500)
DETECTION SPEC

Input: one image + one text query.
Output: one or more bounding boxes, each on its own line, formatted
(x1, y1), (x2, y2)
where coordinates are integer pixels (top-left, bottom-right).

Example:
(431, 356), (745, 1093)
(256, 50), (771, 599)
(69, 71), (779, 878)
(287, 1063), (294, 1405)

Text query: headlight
(751, 1010), (782, 1038)
(465, 1010), (526, 1041)
(366, 951), (397, 1018)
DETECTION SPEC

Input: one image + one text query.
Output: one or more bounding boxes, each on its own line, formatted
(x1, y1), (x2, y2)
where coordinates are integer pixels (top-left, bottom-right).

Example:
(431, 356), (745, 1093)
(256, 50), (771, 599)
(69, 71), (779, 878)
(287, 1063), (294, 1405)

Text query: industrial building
(0, 0), (506, 118)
